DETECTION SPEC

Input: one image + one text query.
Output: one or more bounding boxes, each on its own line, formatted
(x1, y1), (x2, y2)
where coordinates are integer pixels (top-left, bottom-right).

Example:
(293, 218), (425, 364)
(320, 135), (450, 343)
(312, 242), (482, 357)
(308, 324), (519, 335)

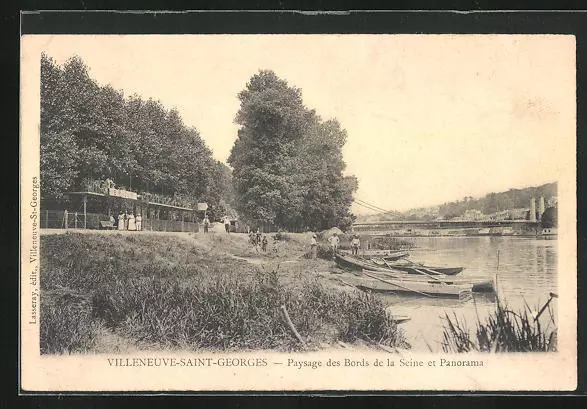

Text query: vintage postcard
(20, 33), (576, 392)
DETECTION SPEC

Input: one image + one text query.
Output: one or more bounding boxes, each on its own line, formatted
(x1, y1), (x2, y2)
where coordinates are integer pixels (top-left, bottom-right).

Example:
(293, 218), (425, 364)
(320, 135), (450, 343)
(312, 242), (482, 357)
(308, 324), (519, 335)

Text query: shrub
(370, 236), (414, 251)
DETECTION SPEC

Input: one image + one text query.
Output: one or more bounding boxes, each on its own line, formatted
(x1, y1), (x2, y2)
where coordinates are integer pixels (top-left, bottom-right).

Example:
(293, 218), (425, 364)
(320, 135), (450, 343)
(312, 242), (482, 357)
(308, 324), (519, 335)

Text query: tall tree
(228, 70), (357, 231)
(40, 53), (230, 213)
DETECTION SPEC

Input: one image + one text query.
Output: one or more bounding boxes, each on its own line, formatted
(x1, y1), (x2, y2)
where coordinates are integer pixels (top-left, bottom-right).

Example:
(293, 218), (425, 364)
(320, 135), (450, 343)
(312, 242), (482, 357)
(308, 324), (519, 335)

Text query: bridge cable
(354, 198), (397, 214)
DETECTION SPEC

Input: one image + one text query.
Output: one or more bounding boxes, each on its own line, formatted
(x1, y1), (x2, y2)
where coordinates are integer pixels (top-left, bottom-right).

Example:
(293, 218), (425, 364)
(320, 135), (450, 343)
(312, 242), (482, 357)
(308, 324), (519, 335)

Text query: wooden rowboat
(386, 263), (463, 276)
(369, 269), (495, 293)
(334, 254), (493, 294)
(345, 249), (409, 260)
(335, 253), (462, 276)
(339, 271), (473, 299)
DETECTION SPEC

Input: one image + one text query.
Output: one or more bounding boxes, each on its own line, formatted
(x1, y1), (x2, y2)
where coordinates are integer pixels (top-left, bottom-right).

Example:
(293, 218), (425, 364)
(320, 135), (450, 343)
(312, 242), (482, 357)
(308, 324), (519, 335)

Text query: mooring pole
(83, 194), (87, 229)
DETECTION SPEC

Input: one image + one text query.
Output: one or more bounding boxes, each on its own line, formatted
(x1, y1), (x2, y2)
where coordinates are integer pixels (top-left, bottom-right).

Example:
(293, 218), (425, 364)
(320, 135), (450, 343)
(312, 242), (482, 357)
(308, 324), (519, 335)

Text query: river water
(374, 236), (558, 352)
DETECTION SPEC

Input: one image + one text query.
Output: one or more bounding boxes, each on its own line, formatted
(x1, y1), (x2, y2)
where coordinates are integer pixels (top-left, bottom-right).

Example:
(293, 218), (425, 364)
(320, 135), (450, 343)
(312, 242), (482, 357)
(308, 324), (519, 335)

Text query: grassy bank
(40, 232), (408, 354)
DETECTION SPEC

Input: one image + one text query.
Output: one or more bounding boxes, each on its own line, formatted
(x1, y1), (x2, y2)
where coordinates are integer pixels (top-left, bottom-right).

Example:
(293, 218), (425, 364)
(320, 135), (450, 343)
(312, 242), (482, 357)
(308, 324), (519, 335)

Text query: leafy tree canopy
(40, 53), (233, 218)
(228, 70), (357, 231)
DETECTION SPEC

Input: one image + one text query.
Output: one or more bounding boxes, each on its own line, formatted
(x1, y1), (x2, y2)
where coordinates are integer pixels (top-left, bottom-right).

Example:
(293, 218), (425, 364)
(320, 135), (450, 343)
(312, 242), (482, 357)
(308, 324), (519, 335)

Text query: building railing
(40, 210), (200, 233)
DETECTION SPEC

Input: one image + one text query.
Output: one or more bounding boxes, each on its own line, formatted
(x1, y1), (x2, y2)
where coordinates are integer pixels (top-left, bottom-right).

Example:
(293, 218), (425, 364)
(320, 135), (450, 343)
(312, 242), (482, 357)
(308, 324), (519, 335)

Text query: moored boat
(339, 270), (473, 299)
(369, 269), (495, 293)
(343, 249), (409, 260)
(381, 260), (463, 276)
(335, 253), (462, 276)
(334, 253), (403, 273)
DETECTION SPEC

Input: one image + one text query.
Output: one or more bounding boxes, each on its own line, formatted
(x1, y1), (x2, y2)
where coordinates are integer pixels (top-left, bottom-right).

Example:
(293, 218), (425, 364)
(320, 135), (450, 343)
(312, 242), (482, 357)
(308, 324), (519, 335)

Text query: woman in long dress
(136, 213), (142, 231)
(127, 213), (136, 231)
(118, 212), (125, 230)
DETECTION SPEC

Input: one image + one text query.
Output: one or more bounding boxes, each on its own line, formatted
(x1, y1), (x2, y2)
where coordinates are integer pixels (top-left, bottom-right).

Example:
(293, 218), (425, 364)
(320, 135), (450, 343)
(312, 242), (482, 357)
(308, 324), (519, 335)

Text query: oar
(361, 270), (434, 298)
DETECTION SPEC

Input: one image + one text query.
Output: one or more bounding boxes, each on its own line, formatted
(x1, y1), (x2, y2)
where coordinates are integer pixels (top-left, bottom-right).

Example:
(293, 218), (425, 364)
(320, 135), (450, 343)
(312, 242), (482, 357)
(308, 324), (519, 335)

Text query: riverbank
(39, 231), (409, 354)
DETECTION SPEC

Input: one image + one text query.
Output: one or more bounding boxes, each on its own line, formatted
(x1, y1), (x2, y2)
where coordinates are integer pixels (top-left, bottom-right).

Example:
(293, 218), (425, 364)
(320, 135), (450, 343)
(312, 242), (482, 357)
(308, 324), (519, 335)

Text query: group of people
(115, 212), (142, 231)
(309, 232), (361, 260)
(201, 215), (232, 234)
(249, 229), (269, 252)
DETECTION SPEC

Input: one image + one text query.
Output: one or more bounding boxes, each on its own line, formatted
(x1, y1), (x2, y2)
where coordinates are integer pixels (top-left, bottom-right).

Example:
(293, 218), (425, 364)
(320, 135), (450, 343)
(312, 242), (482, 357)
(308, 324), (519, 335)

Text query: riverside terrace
(39, 189), (202, 233)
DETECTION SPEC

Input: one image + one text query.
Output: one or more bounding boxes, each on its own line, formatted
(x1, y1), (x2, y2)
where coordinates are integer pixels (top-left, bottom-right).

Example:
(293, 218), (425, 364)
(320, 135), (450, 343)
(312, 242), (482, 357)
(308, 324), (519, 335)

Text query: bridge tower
(529, 197), (536, 222)
(538, 196), (545, 220)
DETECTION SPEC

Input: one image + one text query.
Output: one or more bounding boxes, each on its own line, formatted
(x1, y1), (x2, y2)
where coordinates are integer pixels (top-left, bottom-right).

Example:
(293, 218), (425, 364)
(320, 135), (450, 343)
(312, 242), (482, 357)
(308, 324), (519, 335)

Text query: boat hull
(365, 269), (495, 294)
(339, 272), (473, 299)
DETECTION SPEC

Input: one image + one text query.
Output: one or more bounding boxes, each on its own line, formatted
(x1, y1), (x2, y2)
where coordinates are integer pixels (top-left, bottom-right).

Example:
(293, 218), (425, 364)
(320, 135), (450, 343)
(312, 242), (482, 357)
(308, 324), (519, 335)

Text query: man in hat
(310, 233), (318, 260)
(328, 232), (340, 257)
(351, 234), (361, 256)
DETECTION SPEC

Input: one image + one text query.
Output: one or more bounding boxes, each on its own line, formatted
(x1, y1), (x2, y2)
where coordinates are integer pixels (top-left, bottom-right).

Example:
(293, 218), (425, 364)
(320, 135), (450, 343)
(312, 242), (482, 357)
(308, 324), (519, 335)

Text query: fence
(40, 210), (200, 233)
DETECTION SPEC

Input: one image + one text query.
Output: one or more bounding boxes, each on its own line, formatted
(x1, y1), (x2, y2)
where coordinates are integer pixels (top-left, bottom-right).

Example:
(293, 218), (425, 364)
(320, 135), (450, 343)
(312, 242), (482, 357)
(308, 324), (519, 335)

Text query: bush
(370, 236), (414, 251)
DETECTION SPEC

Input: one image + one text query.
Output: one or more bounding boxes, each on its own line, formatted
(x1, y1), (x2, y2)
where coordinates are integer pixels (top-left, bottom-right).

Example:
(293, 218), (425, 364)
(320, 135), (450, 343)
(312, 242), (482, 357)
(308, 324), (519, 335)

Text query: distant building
(507, 208), (530, 220)
(488, 210), (509, 221)
(463, 209), (485, 221)
(547, 196), (558, 208)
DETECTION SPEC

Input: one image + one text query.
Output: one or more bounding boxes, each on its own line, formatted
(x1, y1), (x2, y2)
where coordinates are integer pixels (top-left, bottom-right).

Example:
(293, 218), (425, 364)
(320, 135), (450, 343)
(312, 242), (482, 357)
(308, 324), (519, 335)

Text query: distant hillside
(357, 182), (557, 222)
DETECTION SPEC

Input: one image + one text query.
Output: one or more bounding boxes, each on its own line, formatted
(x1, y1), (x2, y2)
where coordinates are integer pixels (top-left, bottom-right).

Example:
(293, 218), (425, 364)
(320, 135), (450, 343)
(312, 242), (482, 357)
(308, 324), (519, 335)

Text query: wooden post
(64, 210), (68, 229)
(83, 194), (87, 229)
(181, 212), (185, 232)
(74, 212), (78, 229)
(45, 209), (49, 229)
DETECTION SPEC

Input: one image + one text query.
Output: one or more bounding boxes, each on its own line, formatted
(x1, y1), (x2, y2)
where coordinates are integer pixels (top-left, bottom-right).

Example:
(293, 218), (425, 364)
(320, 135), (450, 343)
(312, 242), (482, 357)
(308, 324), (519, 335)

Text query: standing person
(256, 228), (261, 245)
(127, 212), (136, 231)
(224, 216), (231, 233)
(351, 234), (361, 256)
(261, 235), (268, 252)
(203, 215), (210, 233)
(310, 234), (318, 260)
(118, 212), (125, 231)
(136, 212), (142, 231)
(328, 232), (340, 256)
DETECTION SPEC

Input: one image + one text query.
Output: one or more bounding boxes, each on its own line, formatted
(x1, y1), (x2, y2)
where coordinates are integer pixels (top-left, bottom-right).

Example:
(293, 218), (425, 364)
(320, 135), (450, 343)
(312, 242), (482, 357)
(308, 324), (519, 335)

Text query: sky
(33, 34), (575, 214)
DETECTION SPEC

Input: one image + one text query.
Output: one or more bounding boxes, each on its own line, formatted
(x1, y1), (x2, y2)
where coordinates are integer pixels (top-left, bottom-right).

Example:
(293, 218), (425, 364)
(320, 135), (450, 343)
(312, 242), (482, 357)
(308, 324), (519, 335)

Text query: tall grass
(40, 233), (408, 353)
(441, 296), (557, 353)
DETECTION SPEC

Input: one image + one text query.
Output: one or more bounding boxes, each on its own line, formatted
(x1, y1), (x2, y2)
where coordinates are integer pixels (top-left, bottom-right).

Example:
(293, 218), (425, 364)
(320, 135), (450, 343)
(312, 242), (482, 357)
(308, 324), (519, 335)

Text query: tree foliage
(228, 70), (357, 231)
(541, 207), (557, 228)
(40, 53), (233, 217)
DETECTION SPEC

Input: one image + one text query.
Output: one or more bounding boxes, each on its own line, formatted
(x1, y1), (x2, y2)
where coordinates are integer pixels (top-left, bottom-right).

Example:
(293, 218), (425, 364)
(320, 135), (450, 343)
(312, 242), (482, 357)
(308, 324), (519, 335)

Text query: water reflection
(375, 236), (557, 351)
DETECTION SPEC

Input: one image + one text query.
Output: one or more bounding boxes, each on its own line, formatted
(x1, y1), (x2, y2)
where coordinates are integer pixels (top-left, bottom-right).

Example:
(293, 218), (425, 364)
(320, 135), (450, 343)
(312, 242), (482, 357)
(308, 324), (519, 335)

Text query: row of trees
(41, 54), (233, 219)
(228, 70), (358, 231)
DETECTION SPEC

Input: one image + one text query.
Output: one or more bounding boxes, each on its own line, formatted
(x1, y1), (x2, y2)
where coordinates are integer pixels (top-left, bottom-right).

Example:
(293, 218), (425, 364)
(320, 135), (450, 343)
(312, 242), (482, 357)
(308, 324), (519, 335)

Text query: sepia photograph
(20, 31), (577, 391)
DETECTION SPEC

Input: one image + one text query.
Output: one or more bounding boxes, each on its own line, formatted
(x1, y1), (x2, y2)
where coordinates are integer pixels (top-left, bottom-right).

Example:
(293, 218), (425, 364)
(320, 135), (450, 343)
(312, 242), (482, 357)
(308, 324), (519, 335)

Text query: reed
(441, 296), (557, 353)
